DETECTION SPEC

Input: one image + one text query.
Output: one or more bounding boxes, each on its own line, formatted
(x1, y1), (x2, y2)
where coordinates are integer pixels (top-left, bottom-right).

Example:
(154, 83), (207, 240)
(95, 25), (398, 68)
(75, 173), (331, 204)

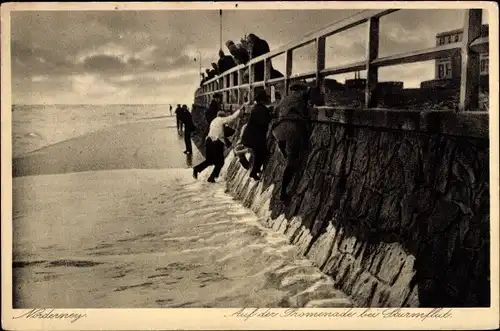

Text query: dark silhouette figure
(234, 124), (252, 170)
(217, 49), (236, 75)
(175, 104), (183, 132)
(180, 105), (196, 154)
(247, 33), (270, 82)
(205, 68), (216, 80)
(239, 90), (272, 180)
(271, 83), (312, 203)
(206, 94), (221, 125)
(169, 105), (173, 116)
(240, 34), (283, 83)
(211, 62), (219, 75)
(193, 104), (247, 182)
(226, 40), (250, 65)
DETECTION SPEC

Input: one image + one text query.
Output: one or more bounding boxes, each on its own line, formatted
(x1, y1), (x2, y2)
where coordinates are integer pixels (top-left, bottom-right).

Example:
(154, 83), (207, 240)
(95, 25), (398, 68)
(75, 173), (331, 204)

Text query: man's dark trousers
(193, 138), (225, 179)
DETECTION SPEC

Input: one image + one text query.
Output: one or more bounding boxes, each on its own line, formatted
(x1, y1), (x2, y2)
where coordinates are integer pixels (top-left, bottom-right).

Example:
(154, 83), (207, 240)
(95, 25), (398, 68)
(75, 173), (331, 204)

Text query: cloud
(31, 75), (49, 82)
(10, 8), (472, 104)
(83, 55), (128, 73)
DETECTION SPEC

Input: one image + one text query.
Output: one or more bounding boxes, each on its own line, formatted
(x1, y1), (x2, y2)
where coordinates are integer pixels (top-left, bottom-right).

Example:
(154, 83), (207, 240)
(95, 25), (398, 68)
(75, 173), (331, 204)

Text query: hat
(254, 90), (269, 103)
(290, 82), (308, 91)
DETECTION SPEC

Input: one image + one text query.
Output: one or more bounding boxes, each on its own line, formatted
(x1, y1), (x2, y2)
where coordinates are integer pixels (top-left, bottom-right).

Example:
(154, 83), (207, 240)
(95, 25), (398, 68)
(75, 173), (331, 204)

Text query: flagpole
(219, 9), (222, 51)
(196, 51), (202, 82)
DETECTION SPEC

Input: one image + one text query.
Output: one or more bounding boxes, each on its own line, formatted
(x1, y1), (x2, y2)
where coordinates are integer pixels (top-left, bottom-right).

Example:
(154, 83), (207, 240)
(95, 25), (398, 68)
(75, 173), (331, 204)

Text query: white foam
(162, 235), (200, 242)
(280, 273), (324, 287)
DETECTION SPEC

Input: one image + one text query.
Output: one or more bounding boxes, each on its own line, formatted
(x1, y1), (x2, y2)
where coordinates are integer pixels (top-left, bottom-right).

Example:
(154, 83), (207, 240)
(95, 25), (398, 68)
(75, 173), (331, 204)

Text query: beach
(12, 105), (352, 308)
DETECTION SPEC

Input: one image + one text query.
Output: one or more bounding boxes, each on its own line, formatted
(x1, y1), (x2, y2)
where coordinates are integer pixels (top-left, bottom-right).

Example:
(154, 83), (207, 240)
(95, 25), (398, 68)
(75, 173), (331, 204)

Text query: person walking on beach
(180, 105), (196, 155)
(175, 104), (183, 132)
(169, 104), (173, 116)
(193, 102), (248, 183)
(239, 90), (272, 180)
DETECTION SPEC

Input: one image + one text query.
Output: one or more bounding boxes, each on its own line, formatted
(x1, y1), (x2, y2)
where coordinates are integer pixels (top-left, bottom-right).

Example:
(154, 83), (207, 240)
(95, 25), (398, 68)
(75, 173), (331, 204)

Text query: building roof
(436, 24), (489, 38)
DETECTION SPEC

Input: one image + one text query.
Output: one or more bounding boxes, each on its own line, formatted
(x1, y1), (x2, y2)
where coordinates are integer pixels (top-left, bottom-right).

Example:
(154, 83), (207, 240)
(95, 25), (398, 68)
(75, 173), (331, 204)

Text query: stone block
(378, 193), (402, 232)
(351, 130), (374, 173)
(331, 253), (356, 285)
(402, 284), (419, 307)
(350, 271), (380, 307)
(345, 173), (366, 213)
(277, 216), (289, 234)
(368, 244), (385, 276)
(435, 140), (456, 194)
(306, 222), (337, 268)
(271, 215), (286, 232)
(428, 199), (460, 234)
(332, 143), (348, 177)
(250, 181), (265, 210)
(377, 243), (410, 285)
(338, 235), (357, 255)
(385, 257), (416, 306)
(370, 282), (391, 307)
(343, 267), (365, 295)
(255, 197), (272, 220)
(284, 216), (304, 242)
(295, 228), (313, 256)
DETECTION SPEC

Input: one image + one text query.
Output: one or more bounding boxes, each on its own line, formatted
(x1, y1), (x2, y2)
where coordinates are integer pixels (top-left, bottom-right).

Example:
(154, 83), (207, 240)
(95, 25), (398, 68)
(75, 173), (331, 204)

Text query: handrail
(196, 9), (487, 111)
(202, 9), (396, 85)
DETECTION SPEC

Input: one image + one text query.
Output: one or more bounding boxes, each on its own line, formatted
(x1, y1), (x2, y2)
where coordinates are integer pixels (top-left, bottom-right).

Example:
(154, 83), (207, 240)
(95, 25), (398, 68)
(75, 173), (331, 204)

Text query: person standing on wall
(175, 104), (183, 132)
(193, 102), (248, 183)
(239, 90), (272, 180)
(180, 105), (196, 155)
(271, 83), (313, 203)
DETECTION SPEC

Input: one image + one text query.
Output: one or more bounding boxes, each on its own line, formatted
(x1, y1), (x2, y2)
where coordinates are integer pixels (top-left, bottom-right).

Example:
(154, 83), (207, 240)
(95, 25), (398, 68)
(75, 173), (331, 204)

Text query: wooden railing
(195, 9), (488, 111)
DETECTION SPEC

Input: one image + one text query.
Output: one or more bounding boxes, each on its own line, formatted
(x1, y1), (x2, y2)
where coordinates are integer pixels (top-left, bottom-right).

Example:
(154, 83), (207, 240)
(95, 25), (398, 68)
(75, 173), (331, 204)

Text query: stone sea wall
(191, 105), (490, 307)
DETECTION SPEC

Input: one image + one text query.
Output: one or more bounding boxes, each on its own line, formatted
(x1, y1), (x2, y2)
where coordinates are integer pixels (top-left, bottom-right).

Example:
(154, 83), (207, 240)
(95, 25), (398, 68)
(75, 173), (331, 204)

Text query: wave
(11, 104), (174, 157)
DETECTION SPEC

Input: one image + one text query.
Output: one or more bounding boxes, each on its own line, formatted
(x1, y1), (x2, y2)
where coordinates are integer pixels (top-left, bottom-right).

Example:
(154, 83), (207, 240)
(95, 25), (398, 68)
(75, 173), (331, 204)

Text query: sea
(11, 103), (353, 308)
(11, 104), (173, 158)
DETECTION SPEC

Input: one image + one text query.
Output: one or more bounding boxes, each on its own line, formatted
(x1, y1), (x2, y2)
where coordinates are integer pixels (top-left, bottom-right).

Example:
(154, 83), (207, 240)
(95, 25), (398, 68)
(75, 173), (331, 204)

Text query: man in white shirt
(193, 102), (248, 182)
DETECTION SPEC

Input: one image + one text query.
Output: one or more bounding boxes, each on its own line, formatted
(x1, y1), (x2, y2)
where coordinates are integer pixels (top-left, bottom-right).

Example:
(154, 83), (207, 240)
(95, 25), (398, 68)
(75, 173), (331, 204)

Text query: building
(434, 24), (489, 81)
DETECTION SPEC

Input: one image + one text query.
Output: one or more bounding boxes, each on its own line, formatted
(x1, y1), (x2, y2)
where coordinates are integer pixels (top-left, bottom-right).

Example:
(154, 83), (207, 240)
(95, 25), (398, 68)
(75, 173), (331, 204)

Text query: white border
(1, 2), (499, 330)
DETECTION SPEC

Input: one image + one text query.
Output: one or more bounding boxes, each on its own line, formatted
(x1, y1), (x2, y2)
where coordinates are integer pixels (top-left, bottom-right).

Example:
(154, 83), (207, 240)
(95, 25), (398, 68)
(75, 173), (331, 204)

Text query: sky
(10, 7), (489, 105)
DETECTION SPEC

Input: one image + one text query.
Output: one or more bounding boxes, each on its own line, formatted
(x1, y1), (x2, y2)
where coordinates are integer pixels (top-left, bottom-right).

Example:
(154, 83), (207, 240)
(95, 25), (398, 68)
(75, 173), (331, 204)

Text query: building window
(437, 59), (452, 79)
(480, 53), (489, 75)
(454, 34), (460, 42)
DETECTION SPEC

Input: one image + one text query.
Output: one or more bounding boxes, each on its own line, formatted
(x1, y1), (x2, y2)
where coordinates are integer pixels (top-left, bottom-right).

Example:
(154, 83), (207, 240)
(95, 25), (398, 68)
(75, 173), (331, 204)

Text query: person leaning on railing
(226, 40), (250, 65)
(217, 49), (237, 75)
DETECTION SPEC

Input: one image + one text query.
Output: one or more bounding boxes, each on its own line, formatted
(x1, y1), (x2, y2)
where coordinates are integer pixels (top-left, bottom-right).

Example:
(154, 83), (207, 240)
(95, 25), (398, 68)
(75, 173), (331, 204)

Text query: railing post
(316, 36), (326, 106)
(365, 17), (380, 109)
(285, 49), (293, 96)
(238, 68), (243, 104)
(264, 58), (272, 86)
(248, 63), (254, 102)
(459, 9), (482, 112)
